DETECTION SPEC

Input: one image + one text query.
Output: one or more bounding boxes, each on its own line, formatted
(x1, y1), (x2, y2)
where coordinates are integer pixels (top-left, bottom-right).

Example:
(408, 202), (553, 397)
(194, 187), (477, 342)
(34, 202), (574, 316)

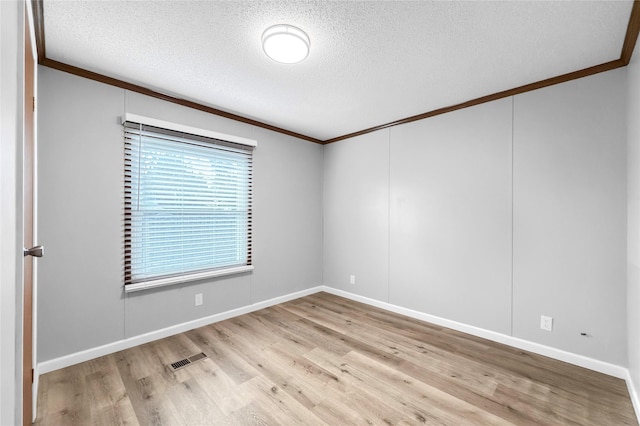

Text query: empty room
(3, 0), (640, 424)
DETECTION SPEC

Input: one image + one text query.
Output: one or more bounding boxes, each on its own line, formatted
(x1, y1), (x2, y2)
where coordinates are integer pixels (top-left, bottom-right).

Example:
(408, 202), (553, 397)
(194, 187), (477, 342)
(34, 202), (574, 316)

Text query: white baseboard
(321, 286), (629, 379)
(38, 286), (324, 374)
(39, 284), (629, 383)
(625, 371), (640, 422)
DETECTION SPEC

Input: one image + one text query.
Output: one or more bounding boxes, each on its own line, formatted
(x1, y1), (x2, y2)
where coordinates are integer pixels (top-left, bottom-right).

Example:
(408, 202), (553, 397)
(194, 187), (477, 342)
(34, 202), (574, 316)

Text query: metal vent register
(169, 352), (208, 371)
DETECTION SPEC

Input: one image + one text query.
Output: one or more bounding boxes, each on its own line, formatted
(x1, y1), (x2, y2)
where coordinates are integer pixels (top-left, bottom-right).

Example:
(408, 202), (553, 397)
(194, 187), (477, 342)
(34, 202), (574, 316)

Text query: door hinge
(32, 97), (36, 112)
(31, 368), (34, 383)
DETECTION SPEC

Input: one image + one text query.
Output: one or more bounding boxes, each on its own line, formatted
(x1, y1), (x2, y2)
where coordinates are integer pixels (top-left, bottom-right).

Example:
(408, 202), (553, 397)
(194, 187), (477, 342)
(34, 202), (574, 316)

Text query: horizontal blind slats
(124, 120), (253, 285)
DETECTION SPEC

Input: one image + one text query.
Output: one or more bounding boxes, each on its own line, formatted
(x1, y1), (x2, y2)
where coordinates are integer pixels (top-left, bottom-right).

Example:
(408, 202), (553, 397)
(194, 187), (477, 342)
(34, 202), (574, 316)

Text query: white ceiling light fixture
(262, 24), (310, 64)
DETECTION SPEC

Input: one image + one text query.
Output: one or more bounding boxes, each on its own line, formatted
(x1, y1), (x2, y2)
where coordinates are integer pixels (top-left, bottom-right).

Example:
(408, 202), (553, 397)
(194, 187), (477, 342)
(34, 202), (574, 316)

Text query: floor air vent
(169, 352), (208, 371)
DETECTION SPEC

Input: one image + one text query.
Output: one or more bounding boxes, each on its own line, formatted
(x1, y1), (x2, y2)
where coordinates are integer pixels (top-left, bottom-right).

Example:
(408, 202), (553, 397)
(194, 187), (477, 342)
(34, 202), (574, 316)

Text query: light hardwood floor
(34, 292), (638, 425)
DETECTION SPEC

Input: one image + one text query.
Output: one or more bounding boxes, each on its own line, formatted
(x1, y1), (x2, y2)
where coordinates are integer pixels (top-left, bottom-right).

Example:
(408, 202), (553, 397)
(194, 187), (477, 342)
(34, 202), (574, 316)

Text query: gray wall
(38, 60), (630, 369)
(37, 67), (323, 362)
(323, 129), (390, 302)
(324, 69), (628, 365)
(627, 55), (640, 400)
(513, 73), (626, 364)
(390, 98), (513, 334)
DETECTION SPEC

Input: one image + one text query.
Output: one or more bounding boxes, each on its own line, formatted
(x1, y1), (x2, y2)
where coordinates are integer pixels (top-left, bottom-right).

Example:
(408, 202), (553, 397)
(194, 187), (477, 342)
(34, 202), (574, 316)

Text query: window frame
(122, 114), (256, 293)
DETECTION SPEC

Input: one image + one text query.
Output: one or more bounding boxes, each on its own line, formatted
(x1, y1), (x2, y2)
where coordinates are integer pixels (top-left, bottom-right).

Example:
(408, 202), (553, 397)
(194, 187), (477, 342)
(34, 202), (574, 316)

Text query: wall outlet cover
(540, 315), (553, 332)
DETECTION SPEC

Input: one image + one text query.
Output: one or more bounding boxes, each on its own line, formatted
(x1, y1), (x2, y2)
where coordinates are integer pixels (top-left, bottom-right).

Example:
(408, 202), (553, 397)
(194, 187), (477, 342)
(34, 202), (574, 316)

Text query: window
(123, 114), (256, 292)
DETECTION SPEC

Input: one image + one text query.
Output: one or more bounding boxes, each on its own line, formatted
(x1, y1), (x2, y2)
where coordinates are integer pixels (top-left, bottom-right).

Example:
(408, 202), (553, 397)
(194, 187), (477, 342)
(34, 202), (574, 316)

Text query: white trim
(39, 285), (630, 382)
(32, 365), (39, 420)
(122, 113), (257, 148)
(124, 265), (254, 293)
(38, 286), (323, 374)
(625, 371), (640, 422)
(321, 287), (629, 379)
(25, 0), (38, 63)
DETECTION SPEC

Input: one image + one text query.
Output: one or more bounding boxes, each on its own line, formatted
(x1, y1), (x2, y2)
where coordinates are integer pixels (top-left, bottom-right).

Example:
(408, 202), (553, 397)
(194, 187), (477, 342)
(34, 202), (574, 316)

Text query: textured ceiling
(43, 0), (633, 141)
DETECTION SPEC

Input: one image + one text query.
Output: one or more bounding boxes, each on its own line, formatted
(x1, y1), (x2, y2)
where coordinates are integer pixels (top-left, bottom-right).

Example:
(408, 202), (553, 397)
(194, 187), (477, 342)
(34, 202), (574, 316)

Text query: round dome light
(262, 24), (310, 64)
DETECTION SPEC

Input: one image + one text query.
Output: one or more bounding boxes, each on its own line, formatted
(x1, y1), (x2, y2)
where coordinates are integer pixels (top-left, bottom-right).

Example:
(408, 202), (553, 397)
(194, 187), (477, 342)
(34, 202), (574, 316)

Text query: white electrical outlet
(195, 293), (203, 306)
(350, 275), (356, 285)
(540, 315), (553, 332)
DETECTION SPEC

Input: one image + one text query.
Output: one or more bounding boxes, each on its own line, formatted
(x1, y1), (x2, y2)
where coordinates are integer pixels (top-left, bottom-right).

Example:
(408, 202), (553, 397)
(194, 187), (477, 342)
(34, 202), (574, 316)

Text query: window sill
(124, 265), (254, 293)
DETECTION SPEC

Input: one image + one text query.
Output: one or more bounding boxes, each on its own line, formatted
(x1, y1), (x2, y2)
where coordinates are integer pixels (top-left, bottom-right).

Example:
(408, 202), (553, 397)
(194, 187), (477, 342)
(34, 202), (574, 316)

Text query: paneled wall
(323, 130), (390, 302)
(324, 69), (627, 365)
(389, 98), (513, 335)
(513, 73), (626, 363)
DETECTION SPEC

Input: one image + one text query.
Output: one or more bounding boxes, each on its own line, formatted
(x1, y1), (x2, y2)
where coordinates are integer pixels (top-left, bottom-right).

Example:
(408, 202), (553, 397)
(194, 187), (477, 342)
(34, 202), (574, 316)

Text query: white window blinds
(123, 117), (254, 291)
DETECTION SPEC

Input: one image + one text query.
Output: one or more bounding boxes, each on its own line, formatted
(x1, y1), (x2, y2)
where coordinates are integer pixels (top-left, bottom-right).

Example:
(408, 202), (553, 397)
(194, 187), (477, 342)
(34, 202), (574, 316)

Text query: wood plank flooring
(34, 292), (638, 425)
